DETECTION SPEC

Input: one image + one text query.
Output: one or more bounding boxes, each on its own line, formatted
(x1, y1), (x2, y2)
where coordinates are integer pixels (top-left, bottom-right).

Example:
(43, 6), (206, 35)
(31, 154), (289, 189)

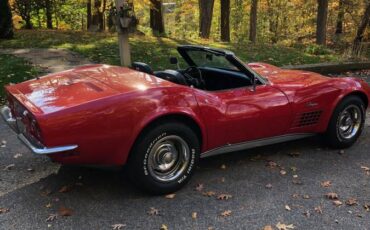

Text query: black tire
(325, 96), (366, 149)
(127, 121), (200, 195)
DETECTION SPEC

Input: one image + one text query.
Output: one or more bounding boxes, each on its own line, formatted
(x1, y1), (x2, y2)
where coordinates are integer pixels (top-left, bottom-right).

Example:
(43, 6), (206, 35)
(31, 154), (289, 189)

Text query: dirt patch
(0, 48), (92, 73)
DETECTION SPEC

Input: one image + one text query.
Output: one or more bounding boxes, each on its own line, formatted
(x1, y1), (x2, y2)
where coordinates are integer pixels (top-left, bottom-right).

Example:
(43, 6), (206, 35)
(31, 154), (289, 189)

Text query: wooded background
(1, 0), (369, 56)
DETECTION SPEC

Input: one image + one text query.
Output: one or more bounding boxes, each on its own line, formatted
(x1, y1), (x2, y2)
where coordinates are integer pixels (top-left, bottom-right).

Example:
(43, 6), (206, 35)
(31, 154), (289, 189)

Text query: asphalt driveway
(0, 112), (370, 230)
(1, 69), (370, 230)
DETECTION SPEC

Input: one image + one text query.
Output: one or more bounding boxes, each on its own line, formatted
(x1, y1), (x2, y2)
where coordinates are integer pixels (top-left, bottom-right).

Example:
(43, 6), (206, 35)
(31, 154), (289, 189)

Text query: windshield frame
(177, 45), (267, 85)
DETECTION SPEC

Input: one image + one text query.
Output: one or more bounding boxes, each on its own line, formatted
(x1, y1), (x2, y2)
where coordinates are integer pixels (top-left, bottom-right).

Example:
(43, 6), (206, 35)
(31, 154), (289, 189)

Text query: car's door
(194, 84), (293, 151)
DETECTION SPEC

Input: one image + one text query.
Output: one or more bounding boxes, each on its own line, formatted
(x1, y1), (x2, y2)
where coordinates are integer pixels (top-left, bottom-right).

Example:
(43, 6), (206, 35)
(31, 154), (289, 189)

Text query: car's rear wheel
(127, 121), (200, 195)
(325, 96), (366, 149)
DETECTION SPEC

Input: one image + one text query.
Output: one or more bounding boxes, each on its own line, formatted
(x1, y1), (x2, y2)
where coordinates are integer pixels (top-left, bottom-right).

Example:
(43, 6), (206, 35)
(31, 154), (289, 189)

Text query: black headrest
(154, 70), (187, 86)
(131, 62), (153, 74)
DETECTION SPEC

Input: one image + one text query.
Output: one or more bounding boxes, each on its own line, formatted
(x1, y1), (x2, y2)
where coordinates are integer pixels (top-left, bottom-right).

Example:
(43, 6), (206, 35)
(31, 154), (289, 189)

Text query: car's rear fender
(119, 87), (207, 165)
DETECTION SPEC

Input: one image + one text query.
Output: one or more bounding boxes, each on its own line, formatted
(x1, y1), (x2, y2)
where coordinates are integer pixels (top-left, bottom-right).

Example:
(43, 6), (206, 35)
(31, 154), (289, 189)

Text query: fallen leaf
(40, 189), (52, 197)
(58, 206), (73, 216)
(13, 153), (22, 159)
(220, 210), (232, 217)
(220, 164), (227, 170)
(217, 194), (232, 200)
(266, 160), (278, 168)
(147, 207), (159, 216)
(326, 192), (339, 200)
(363, 204), (370, 212)
(112, 224), (126, 230)
(265, 183), (273, 189)
(292, 194), (300, 199)
(292, 179), (303, 185)
(321, 181), (332, 188)
(276, 222), (295, 230)
(345, 198), (358, 206)
(160, 224), (168, 230)
(333, 200), (343, 206)
(202, 191), (216, 197)
(288, 152), (300, 157)
(314, 206), (323, 214)
(250, 155), (262, 161)
(3, 164), (15, 171)
(263, 225), (274, 230)
(165, 194), (176, 199)
(0, 208), (9, 214)
(46, 214), (57, 222)
(59, 185), (72, 193)
(195, 183), (204, 192)
(285, 205), (291, 211)
(280, 170), (287, 176)
(361, 166), (370, 175)
(191, 212), (197, 219)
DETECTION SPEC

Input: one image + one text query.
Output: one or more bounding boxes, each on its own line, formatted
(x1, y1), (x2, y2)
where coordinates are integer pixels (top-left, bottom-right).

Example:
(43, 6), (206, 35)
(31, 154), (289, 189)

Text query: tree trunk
(199, 0), (215, 39)
(335, 0), (344, 35)
(220, 0), (230, 42)
(316, 0), (329, 45)
(150, 0), (165, 35)
(0, 0), (14, 39)
(352, 2), (370, 55)
(45, 0), (53, 29)
(87, 0), (92, 29)
(249, 0), (258, 43)
(90, 0), (103, 32)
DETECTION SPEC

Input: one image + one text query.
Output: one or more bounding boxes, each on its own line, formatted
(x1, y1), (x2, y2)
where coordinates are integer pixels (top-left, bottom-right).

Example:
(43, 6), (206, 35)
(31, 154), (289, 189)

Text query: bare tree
(0, 0), (14, 39)
(150, 0), (165, 35)
(335, 0), (345, 35)
(352, 2), (370, 55)
(45, 0), (53, 29)
(87, 0), (92, 29)
(220, 0), (230, 42)
(13, 0), (34, 29)
(316, 0), (329, 45)
(199, 0), (215, 39)
(249, 0), (258, 43)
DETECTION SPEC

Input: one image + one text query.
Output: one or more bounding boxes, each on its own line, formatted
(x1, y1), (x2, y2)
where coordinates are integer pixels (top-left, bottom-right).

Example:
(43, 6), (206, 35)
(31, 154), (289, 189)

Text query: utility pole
(115, 0), (131, 66)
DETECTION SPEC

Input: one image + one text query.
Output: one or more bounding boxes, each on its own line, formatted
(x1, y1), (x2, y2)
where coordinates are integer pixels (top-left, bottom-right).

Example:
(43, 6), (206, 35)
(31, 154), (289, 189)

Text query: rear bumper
(1, 105), (78, 155)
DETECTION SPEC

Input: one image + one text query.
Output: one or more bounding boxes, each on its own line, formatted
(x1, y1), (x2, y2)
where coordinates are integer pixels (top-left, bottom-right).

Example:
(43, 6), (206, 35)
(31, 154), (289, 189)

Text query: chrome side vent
(293, 111), (322, 127)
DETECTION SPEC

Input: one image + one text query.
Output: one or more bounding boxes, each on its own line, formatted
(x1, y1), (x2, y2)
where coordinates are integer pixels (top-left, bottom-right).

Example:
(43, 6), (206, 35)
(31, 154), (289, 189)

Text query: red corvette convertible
(2, 45), (370, 194)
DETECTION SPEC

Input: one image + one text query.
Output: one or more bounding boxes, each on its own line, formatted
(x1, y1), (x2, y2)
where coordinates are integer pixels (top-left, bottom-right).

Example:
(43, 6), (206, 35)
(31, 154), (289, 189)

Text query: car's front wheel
(325, 95), (366, 149)
(127, 121), (200, 195)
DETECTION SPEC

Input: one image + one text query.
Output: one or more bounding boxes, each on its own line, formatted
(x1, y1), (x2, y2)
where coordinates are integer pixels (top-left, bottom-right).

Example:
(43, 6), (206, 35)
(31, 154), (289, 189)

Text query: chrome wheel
(147, 135), (190, 182)
(337, 105), (362, 140)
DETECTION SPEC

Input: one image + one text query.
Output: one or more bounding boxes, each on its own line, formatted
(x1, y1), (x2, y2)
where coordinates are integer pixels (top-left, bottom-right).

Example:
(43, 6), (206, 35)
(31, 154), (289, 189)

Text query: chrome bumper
(1, 105), (78, 155)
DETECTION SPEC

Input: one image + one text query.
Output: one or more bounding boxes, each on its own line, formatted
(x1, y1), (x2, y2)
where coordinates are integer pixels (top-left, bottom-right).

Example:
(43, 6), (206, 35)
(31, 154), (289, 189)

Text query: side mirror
(170, 57), (178, 65)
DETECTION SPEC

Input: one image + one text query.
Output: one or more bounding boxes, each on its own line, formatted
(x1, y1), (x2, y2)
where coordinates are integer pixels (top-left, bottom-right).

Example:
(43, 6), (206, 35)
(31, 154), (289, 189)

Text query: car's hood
(5, 64), (172, 114)
(248, 62), (332, 88)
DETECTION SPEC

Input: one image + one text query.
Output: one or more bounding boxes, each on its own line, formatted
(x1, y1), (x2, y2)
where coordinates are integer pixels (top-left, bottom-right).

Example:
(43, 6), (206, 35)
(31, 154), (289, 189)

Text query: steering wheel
(183, 66), (205, 89)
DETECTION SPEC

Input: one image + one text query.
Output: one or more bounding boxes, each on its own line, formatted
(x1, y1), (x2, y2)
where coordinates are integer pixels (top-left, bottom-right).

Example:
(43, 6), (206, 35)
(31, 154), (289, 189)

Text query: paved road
(1, 113), (370, 230)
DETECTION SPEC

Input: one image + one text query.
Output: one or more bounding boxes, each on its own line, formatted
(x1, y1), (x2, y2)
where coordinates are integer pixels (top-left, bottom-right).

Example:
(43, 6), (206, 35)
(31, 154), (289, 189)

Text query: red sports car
(1, 45), (370, 194)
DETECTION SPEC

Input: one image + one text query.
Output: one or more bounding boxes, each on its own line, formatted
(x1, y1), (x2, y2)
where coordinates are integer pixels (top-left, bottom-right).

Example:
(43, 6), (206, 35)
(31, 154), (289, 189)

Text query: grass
(0, 30), (358, 70)
(0, 30), (367, 104)
(0, 54), (40, 104)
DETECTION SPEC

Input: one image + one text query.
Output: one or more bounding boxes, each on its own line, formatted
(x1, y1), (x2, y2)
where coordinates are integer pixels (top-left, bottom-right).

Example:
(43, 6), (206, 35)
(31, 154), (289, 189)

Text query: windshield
(186, 50), (237, 71)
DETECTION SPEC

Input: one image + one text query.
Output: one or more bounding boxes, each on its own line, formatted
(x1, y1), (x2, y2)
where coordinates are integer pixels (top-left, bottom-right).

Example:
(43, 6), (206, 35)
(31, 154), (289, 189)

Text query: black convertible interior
(131, 46), (258, 91)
